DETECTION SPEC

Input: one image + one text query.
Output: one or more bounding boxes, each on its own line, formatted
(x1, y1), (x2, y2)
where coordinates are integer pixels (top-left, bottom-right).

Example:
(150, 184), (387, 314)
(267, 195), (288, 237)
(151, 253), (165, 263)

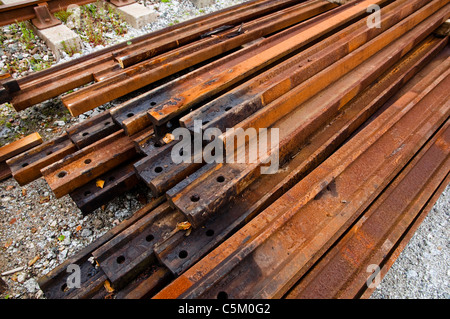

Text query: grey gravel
(0, 0), (449, 300)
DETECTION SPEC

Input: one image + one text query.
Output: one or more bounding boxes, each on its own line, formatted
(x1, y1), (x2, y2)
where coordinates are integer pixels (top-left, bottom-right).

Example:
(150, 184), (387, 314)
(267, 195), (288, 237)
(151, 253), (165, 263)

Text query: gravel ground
(0, 0), (449, 300)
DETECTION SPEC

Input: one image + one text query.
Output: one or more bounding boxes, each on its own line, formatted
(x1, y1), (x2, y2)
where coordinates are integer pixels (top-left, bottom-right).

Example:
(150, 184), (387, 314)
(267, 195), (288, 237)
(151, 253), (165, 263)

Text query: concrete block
(190, 0), (215, 8)
(33, 24), (82, 60)
(108, 2), (158, 29)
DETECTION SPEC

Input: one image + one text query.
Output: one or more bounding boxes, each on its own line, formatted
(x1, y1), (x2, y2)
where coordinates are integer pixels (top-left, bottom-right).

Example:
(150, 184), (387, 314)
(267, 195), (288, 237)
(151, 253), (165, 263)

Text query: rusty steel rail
(6, 110), (119, 186)
(36, 196), (165, 299)
(61, 0), (339, 116)
(0, 0), (445, 300)
(106, 0), (392, 138)
(359, 172), (450, 299)
(169, 5), (450, 228)
(0, 132), (42, 181)
(123, 0), (391, 138)
(179, 0), (442, 133)
(3, 0), (302, 110)
(286, 119), (450, 299)
(154, 56), (450, 299)
(41, 130), (137, 198)
(34, 33), (449, 299)
(223, 0), (450, 142)
(112, 1), (402, 138)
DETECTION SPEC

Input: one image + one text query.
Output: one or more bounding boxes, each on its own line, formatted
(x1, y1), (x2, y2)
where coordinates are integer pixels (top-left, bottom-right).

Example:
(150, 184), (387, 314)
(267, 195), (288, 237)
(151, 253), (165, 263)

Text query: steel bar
(0, 162), (11, 182)
(116, 266), (172, 299)
(285, 119), (450, 299)
(113, 0), (312, 68)
(6, 133), (76, 185)
(69, 160), (142, 215)
(66, 111), (121, 149)
(97, 35), (446, 299)
(154, 58), (450, 299)
(35, 33), (448, 300)
(37, 197), (165, 299)
(0, 132), (42, 181)
(179, 0), (436, 133)
(153, 36), (448, 280)
(0, 0), (95, 27)
(147, 0), (389, 128)
(7, 0), (298, 111)
(108, 0), (387, 137)
(41, 130), (136, 198)
(134, 142), (204, 197)
(359, 173), (450, 299)
(7, 110), (125, 186)
(61, 0), (337, 116)
(91, 202), (183, 289)
(95, 0), (336, 82)
(0, 132), (42, 162)
(170, 12), (449, 228)
(222, 1), (450, 144)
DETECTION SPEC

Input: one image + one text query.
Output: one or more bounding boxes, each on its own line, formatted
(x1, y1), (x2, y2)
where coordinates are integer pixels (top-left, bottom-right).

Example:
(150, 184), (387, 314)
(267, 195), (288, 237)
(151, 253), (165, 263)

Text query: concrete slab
(33, 24), (82, 60)
(107, 2), (158, 29)
(190, 0), (215, 8)
(1, 0), (23, 4)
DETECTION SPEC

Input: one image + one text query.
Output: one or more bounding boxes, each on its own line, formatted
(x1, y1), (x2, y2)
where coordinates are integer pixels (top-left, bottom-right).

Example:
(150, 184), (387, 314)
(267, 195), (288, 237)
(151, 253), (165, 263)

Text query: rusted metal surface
(116, 266), (172, 299)
(69, 161), (142, 215)
(360, 172), (450, 299)
(154, 57), (450, 299)
(154, 36), (448, 280)
(25, 1), (450, 300)
(61, 0), (338, 116)
(41, 130), (137, 198)
(37, 197), (164, 299)
(6, 0), (297, 111)
(6, 110), (125, 186)
(0, 0), (95, 27)
(101, 0), (335, 76)
(146, 0), (389, 129)
(108, 0), (136, 7)
(108, 0), (388, 137)
(0, 162), (11, 182)
(179, 0), (440, 133)
(286, 120), (450, 299)
(114, 0), (313, 68)
(66, 111), (121, 149)
(0, 132), (43, 181)
(224, 1), (450, 140)
(88, 33), (446, 299)
(134, 142), (204, 197)
(31, 3), (62, 29)
(36, 37), (450, 299)
(91, 202), (183, 289)
(170, 11), (450, 228)
(287, 122), (450, 299)
(0, 132), (42, 162)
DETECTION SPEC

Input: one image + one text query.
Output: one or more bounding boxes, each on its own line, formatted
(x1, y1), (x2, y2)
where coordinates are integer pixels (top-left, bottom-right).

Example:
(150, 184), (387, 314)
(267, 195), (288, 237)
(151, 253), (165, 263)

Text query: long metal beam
(154, 57), (450, 299)
(286, 120), (450, 299)
(61, 0), (339, 116)
(170, 6), (450, 228)
(6, 0), (300, 110)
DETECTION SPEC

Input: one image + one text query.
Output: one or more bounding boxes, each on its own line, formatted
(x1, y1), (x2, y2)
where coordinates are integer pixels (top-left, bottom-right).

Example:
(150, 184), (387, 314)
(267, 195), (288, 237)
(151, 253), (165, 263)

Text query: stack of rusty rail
(1, 0), (448, 299)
